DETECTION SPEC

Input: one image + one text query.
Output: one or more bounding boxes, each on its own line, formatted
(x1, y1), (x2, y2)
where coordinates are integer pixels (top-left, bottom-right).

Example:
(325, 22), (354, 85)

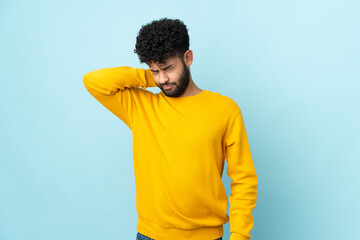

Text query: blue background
(0, 0), (359, 239)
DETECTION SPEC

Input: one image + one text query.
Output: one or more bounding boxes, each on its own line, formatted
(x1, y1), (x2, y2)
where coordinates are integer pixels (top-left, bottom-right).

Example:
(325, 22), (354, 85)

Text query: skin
(147, 50), (202, 98)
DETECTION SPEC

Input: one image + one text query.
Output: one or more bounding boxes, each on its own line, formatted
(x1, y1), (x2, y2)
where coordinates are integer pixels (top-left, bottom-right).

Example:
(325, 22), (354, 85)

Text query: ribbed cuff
(144, 69), (157, 88)
(229, 232), (249, 240)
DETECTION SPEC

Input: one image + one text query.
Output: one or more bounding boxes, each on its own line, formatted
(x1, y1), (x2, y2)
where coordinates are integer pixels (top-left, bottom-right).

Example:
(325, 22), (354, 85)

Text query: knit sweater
(83, 66), (258, 240)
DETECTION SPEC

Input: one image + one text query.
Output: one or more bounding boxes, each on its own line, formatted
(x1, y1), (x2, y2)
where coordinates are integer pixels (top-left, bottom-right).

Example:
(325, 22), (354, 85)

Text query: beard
(160, 60), (190, 97)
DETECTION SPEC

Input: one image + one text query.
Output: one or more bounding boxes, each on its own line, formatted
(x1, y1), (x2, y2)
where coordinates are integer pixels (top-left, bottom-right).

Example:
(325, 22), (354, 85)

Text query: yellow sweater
(83, 66), (258, 240)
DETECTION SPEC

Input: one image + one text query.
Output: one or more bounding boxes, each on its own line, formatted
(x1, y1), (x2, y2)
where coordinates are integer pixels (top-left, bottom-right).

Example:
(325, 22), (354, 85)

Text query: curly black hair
(134, 17), (190, 65)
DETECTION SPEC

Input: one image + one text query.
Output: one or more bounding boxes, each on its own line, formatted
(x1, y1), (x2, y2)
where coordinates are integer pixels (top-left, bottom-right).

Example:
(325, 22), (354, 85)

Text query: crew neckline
(160, 89), (209, 104)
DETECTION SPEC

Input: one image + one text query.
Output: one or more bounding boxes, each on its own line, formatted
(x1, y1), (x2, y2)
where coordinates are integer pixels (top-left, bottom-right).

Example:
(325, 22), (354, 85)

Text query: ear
(183, 50), (193, 66)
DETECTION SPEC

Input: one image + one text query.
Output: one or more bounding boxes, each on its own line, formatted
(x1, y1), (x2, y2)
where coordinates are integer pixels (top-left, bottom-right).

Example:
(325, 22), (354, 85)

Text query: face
(148, 55), (190, 97)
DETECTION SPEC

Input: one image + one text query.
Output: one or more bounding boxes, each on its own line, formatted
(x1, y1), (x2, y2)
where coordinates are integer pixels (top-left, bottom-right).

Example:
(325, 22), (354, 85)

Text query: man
(83, 18), (258, 240)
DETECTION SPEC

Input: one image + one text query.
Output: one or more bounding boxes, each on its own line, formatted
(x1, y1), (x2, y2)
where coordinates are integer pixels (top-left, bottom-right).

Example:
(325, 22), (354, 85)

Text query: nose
(158, 71), (170, 85)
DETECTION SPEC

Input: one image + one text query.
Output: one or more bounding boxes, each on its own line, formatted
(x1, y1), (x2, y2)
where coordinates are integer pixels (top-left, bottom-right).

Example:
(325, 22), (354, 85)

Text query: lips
(163, 84), (174, 89)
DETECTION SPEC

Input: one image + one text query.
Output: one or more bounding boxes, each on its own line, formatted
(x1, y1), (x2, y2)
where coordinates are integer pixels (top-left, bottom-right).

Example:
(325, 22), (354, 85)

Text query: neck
(179, 75), (202, 97)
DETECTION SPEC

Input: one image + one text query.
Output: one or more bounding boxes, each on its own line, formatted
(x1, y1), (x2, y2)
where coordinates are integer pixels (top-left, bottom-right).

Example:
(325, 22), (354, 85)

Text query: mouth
(163, 84), (174, 90)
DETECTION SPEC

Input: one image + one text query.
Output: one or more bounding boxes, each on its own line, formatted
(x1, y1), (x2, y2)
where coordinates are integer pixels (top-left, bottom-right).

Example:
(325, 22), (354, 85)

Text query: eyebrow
(150, 64), (173, 72)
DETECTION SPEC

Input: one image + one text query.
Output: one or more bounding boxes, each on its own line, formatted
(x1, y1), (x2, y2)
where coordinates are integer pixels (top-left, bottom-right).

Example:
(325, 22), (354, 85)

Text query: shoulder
(205, 89), (241, 114)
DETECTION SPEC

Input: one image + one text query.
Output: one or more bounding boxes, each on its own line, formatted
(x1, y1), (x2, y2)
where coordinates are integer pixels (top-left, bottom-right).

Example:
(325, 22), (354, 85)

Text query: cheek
(169, 71), (181, 81)
(152, 74), (161, 82)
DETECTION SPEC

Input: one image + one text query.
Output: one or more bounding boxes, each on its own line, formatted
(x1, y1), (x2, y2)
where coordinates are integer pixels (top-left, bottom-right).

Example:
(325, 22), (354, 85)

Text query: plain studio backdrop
(0, 0), (359, 239)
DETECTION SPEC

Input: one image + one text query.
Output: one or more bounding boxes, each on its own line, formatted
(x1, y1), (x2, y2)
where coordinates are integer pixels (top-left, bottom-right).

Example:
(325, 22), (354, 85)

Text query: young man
(83, 18), (258, 240)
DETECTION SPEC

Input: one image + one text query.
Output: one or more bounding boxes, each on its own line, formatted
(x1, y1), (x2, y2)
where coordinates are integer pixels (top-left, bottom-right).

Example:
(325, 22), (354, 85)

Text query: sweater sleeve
(224, 109), (258, 240)
(83, 66), (157, 130)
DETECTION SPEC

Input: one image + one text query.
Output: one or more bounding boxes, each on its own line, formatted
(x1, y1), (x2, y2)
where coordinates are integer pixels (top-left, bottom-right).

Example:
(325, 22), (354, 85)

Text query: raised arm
(83, 66), (157, 129)
(224, 109), (258, 240)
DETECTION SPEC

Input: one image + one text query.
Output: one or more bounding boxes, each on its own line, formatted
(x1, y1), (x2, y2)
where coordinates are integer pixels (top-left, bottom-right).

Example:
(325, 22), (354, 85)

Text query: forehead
(148, 56), (179, 69)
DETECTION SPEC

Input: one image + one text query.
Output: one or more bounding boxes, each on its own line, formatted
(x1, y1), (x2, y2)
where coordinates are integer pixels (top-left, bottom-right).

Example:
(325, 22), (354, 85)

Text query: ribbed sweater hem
(136, 215), (224, 240)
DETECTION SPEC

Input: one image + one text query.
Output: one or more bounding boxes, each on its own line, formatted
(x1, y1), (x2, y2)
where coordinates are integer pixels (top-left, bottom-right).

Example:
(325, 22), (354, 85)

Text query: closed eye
(150, 64), (173, 73)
